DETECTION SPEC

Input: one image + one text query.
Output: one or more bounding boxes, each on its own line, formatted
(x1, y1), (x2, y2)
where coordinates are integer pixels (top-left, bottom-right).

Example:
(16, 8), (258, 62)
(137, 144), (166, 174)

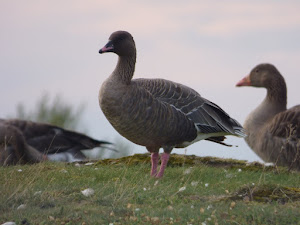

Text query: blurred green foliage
(15, 92), (85, 131)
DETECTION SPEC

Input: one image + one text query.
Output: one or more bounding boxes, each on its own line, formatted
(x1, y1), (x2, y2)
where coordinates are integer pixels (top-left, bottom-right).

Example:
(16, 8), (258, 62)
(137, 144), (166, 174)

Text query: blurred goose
(236, 63), (300, 170)
(0, 119), (114, 165)
(98, 31), (245, 178)
(0, 122), (46, 165)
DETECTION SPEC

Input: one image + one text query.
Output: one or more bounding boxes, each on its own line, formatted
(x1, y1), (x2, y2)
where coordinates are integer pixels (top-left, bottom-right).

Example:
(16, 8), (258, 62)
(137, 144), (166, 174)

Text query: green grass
(0, 154), (299, 225)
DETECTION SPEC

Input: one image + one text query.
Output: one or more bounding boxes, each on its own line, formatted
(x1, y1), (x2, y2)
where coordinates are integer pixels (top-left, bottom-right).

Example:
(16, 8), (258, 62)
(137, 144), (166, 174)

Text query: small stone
(75, 163), (81, 167)
(17, 204), (26, 210)
(207, 205), (213, 210)
(81, 188), (94, 197)
(127, 203), (132, 209)
(49, 216), (55, 221)
(85, 162), (94, 166)
(225, 190), (229, 194)
(34, 191), (42, 196)
(230, 201), (236, 209)
(178, 186), (186, 192)
(110, 211), (114, 216)
(2, 222), (16, 225)
(200, 208), (205, 213)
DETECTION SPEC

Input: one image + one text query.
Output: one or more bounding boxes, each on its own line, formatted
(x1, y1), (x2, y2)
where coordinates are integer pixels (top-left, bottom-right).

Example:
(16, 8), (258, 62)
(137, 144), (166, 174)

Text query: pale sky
(1, 1), (300, 162)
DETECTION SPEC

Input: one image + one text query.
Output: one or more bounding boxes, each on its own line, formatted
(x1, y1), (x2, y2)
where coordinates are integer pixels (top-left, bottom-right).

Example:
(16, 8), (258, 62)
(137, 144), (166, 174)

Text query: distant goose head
(99, 31), (136, 57)
(236, 63), (287, 102)
(236, 63), (286, 89)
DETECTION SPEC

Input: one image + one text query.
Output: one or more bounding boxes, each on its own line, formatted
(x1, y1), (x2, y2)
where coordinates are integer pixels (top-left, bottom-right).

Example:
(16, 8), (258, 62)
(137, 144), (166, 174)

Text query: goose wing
(263, 105), (300, 169)
(3, 119), (112, 154)
(133, 78), (245, 137)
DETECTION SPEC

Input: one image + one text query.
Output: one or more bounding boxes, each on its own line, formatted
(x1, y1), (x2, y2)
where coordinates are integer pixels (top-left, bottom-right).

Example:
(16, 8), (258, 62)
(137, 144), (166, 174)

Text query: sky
(1, 0), (300, 162)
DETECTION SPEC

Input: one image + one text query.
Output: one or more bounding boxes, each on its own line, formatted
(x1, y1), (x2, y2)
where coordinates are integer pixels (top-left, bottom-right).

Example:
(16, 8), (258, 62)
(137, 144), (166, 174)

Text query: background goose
(236, 63), (300, 170)
(0, 119), (114, 165)
(98, 31), (245, 178)
(0, 122), (46, 165)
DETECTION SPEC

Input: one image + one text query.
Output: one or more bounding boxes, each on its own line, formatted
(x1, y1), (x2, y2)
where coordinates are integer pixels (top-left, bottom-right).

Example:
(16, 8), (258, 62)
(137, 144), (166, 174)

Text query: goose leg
(147, 147), (160, 177)
(150, 152), (159, 176)
(156, 152), (170, 178)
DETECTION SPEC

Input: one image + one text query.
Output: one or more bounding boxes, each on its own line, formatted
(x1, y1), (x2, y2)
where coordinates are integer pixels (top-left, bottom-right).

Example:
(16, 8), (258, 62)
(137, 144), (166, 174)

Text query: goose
(0, 119), (114, 165)
(236, 63), (300, 170)
(98, 31), (245, 178)
(0, 122), (46, 165)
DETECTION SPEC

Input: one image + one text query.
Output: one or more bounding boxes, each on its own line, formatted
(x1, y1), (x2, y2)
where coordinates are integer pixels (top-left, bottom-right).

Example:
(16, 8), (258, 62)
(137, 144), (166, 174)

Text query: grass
(0, 153), (299, 225)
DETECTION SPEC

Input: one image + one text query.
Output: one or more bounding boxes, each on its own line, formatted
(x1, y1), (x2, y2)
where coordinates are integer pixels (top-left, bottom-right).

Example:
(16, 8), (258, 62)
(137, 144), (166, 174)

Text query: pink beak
(236, 74), (251, 87)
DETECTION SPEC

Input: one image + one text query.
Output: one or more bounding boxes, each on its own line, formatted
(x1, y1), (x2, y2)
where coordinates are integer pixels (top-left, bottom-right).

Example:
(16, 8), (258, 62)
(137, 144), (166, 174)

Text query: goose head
(99, 31), (136, 57)
(236, 63), (284, 89)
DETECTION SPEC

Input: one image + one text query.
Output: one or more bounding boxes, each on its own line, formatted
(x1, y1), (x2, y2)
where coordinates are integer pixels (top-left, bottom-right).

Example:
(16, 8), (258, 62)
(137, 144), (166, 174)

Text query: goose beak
(236, 74), (251, 87)
(99, 41), (114, 54)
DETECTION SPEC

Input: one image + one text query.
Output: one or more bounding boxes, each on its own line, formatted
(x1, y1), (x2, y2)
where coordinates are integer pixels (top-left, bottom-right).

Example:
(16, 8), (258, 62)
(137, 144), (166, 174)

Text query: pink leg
(151, 152), (159, 177)
(156, 152), (170, 178)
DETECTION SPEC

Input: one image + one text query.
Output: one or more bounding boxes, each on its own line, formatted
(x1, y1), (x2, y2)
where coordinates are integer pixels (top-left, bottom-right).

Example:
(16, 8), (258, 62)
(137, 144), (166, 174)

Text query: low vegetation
(0, 154), (299, 225)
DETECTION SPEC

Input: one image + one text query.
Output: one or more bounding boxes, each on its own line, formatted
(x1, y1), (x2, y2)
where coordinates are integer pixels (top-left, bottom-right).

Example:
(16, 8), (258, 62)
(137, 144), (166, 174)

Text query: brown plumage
(236, 63), (300, 170)
(98, 31), (245, 177)
(0, 119), (113, 165)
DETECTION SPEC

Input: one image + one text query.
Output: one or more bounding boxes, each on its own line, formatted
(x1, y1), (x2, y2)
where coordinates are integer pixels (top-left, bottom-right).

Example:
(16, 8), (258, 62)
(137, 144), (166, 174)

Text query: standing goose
(99, 31), (245, 178)
(236, 63), (300, 170)
(0, 119), (114, 164)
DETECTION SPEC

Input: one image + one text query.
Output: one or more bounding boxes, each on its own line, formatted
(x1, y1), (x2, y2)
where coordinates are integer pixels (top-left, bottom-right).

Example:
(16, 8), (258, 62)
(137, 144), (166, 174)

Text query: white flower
(81, 188), (95, 197)
(85, 162), (94, 166)
(17, 169), (22, 172)
(143, 187), (147, 191)
(178, 186), (186, 192)
(75, 163), (81, 167)
(135, 208), (140, 211)
(205, 183), (209, 187)
(60, 169), (68, 173)
(191, 205), (194, 209)
(207, 205), (213, 210)
(238, 169), (242, 172)
(201, 222), (206, 225)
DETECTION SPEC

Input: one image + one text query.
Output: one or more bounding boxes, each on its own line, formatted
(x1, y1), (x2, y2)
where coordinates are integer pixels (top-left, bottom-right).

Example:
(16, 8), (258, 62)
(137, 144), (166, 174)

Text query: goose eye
(255, 69), (259, 73)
